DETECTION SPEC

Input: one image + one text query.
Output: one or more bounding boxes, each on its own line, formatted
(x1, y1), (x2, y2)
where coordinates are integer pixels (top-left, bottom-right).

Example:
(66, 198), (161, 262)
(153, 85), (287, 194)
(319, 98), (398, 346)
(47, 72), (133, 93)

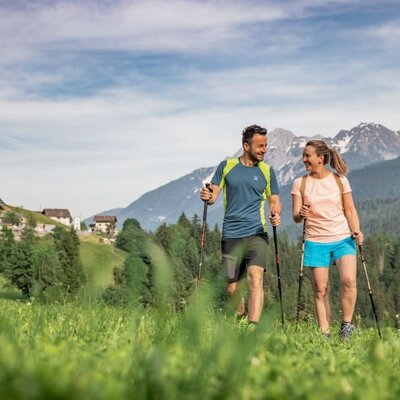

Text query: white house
(42, 209), (72, 226)
(93, 215), (117, 234)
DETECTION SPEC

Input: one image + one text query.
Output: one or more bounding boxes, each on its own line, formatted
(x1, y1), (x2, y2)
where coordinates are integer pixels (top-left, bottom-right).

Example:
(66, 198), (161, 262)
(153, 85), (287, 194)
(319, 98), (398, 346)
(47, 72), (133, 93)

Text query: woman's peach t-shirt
(291, 173), (352, 243)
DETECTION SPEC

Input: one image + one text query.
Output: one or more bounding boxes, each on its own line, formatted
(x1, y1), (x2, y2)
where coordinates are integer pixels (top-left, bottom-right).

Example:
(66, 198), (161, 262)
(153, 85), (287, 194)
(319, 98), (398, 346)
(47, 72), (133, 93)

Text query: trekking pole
(296, 218), (306, 325)
(197, 183), (212, 293)
(358, 244), (382, 338)
(272, 215), (284, 326)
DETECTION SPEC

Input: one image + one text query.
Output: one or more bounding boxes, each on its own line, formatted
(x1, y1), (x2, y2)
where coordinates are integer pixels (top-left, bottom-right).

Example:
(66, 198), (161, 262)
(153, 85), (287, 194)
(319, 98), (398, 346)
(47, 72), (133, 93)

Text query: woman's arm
(292, 194), (310, 223)
(343, 192), (364, 244)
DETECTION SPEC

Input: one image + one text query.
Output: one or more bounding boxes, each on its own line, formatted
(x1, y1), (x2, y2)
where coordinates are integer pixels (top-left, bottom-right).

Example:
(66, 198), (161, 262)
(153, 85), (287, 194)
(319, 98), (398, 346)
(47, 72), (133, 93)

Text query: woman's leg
(311, 267), (331, 333)
(336, 255), (357, 323)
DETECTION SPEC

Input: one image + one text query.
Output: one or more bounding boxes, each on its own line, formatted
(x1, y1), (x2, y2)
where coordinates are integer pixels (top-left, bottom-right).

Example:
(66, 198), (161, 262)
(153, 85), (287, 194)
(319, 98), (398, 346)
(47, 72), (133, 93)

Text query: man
(200, 124), (281, 327)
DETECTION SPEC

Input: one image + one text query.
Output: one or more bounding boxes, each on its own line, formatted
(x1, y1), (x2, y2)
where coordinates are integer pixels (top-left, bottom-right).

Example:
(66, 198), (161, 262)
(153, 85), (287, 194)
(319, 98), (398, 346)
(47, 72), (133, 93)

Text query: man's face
(244, 133), (267, 162)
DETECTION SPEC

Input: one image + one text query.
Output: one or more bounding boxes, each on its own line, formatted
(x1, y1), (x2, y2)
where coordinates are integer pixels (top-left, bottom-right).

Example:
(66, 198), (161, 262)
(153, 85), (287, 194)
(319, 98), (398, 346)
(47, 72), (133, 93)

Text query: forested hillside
(0, 206), (127, 302)
(102, 216), (399, 328)
(1, 204), (398, 327)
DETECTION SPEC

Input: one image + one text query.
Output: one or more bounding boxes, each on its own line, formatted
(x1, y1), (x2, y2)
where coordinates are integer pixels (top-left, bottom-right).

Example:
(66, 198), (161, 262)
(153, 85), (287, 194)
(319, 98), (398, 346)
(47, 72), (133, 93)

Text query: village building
(42, 209), (72, 226)
(93, 215), (117, 234)
(73, 216), (81, 231)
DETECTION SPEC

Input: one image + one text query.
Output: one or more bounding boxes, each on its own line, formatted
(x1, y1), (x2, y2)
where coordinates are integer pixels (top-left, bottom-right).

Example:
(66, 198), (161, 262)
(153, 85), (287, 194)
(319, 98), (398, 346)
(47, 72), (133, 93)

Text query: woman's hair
(306, 139), (348, 175)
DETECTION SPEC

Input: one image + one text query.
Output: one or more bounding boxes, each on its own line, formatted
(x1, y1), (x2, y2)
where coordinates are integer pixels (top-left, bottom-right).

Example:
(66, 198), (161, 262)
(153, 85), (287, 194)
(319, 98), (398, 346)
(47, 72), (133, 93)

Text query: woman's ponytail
(329, 147), (348, 175)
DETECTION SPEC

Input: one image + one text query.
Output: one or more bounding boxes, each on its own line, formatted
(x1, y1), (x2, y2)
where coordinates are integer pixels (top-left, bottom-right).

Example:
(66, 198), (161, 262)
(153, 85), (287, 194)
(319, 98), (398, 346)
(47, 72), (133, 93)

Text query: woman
(291, 140), (363, 339)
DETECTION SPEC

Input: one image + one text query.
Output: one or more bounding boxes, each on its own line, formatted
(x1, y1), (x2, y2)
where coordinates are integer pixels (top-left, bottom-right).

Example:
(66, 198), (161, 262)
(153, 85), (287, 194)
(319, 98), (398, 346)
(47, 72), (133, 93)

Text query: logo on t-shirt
(253, 176), (259, 181)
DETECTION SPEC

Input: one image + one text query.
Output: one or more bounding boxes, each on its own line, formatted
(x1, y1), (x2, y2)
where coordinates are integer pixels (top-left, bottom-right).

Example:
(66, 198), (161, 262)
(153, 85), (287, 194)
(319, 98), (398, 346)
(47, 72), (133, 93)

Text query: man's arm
(200, 184), (221, 205)
(268, 194), (282, 226)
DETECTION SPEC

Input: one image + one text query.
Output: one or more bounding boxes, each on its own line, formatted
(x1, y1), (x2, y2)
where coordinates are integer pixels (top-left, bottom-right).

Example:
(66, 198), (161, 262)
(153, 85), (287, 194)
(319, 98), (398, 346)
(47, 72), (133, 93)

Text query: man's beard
(249, 152), (264, 163)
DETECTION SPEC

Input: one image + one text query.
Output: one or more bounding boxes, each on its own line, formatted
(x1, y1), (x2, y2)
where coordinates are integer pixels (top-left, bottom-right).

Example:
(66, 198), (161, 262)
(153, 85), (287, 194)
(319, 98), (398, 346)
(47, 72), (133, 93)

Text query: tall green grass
(0, 295), (399, 400)
(1, 239), (398, 399)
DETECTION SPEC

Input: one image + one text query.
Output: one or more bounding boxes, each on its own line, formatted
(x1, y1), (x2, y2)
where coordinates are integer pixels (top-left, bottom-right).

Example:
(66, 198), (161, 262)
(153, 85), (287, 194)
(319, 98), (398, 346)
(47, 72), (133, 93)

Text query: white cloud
(0, 1), (286, 52)
(2, 79), (399, 217)
(0, 0), (399, 218)
(368, 22), (400, 48)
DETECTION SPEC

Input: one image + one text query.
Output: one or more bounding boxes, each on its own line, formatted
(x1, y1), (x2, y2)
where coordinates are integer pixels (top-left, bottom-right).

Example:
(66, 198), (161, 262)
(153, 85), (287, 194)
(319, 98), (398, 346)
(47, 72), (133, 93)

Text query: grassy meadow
(79, 234), (127, 301)
(0, 296), (399, 399)
(0, 236), (399, 400)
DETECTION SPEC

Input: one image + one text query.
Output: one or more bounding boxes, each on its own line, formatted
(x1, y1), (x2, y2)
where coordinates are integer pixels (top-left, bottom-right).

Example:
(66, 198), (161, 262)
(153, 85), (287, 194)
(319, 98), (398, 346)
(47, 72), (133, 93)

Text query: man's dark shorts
(221, 234), (269, 283)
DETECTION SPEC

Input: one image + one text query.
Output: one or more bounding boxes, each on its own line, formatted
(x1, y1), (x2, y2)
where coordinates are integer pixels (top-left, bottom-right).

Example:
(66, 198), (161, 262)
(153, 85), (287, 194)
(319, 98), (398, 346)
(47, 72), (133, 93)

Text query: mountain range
(90, 122), (400, 233)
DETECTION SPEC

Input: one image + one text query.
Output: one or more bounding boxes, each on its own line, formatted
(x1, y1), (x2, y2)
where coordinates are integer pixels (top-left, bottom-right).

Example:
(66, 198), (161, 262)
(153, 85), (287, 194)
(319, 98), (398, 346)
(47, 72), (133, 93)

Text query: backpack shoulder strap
(300, 175), (308, 203)
(333, 172), (344, 210)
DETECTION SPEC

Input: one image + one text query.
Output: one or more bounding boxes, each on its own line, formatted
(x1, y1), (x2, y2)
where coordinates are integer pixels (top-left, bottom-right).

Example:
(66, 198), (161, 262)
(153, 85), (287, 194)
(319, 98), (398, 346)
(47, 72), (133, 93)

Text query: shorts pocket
(222, 254), (239, 281)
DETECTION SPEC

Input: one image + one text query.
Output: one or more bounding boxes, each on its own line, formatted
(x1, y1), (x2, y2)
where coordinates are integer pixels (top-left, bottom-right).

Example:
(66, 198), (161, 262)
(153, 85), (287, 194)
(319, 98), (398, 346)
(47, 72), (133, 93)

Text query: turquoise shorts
(304, 236), (356, 268)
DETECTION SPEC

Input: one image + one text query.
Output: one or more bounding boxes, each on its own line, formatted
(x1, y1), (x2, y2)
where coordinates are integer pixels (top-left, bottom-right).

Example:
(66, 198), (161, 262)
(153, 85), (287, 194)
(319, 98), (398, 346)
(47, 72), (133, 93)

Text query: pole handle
(205, 183), (213, 193)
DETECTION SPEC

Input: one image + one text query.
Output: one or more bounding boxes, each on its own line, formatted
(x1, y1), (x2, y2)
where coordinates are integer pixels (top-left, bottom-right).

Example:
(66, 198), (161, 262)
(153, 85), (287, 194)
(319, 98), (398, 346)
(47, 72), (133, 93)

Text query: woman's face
(303, 145), (324, 171)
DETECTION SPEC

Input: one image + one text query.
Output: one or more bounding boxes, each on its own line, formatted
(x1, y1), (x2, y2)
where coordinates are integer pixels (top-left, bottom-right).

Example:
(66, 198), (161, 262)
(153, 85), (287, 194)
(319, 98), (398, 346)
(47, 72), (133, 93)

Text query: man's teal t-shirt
(211, 158), (279, 239)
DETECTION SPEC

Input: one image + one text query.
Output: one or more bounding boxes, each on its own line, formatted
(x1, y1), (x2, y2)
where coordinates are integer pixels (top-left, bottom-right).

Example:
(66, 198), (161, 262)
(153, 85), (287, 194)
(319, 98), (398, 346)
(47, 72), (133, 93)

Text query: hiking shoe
(235, 312), (248, 326)
(323, 332), (331, 340)
(247, 321), (258, 333)
(339, 322), (355, 340)
(235, 312), (247, 321)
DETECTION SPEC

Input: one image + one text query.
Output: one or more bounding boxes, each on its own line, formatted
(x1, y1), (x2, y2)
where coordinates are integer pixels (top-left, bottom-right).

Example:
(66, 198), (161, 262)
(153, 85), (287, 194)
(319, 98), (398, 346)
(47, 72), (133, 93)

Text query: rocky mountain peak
(90, 122), (400, 231)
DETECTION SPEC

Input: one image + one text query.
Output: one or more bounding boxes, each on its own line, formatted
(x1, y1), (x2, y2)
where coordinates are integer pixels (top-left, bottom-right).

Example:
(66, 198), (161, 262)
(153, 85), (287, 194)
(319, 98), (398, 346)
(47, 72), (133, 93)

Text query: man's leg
(311, 267), (330, 334)
(227, 280), (245, 316)
(222, 238), (246, 317)
(247, 265), (265, 323)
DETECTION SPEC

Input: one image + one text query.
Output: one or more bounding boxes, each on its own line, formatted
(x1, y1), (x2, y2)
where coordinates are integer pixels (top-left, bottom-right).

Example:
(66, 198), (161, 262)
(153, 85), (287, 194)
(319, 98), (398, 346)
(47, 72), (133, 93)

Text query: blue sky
(1, 0), (399, 219)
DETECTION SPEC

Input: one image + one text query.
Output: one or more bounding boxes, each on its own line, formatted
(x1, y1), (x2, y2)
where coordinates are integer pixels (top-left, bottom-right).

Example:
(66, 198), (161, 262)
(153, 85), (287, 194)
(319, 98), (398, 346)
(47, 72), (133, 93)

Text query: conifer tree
(154, 223), (173, 256)
(116, 218), (147, 252)
(32, 242), (63, 301)
(4, 227), (36, 298)
(0, 226), (15, 273)
(52, 227), (85, 295)
(177, 212), (191, 230)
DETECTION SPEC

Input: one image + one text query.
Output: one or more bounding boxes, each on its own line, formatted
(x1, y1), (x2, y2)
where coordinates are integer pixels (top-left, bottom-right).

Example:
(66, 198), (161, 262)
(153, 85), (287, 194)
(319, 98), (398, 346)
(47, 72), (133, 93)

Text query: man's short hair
(242, 125), (267, 144)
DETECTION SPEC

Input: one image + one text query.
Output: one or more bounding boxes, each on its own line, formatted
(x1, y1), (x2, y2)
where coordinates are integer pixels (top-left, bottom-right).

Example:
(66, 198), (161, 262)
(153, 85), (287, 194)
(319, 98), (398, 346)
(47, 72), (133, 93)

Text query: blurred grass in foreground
(0, 295), (399, 400)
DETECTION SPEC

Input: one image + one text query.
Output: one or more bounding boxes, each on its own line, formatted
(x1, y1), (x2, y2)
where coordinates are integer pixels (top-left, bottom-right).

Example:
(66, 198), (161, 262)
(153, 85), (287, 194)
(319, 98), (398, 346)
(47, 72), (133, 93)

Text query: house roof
(42, 209), (72, 218)
(94, 215), (117, 223)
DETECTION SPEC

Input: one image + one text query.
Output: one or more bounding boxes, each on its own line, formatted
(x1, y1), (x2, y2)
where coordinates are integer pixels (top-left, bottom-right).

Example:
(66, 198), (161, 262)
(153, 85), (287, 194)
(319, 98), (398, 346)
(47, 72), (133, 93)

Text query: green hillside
(1, 201), (127, 302)
(350, 157), (400, 236)
(79, 235), (127, 301)
(0, 233), (127, 302)
(358, 197), (400, 237)
(1, 205), (64, 226)
(350, 156), (400, 201)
